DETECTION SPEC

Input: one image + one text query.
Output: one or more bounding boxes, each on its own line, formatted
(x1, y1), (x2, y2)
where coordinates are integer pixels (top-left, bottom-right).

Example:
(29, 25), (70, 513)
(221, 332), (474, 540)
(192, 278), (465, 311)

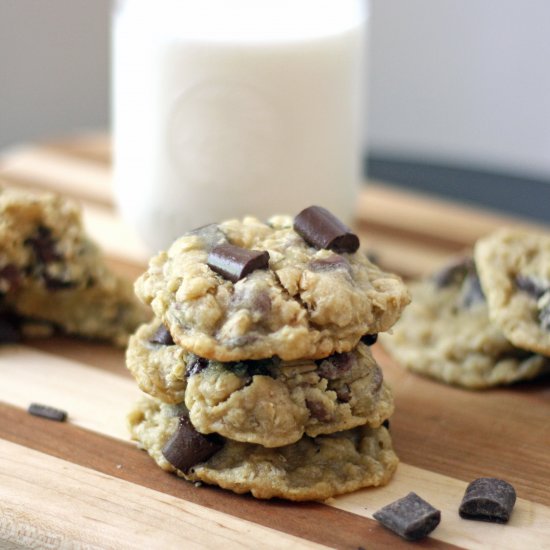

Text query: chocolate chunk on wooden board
(373, 492), (441, 541)
(459, 478), (516, 523)
(28, 403), (67, 422)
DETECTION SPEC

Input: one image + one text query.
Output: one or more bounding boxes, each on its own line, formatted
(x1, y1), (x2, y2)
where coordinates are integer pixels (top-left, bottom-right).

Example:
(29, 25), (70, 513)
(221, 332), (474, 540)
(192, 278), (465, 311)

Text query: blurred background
(1, 0), (549, 220)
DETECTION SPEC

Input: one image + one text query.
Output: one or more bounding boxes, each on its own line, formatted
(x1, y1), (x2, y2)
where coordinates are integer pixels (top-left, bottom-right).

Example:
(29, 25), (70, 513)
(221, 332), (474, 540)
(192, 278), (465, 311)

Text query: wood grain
(1, 135), (549, 548)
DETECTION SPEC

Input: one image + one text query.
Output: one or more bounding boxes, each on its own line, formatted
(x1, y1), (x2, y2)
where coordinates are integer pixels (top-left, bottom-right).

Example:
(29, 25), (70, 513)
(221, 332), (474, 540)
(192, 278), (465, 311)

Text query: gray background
(1, 0), (550, 191)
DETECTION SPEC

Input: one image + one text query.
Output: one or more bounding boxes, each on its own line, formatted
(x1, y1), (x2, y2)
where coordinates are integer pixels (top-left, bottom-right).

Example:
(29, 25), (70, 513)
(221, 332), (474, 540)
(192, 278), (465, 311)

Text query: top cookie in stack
(127, 206), (411, 500)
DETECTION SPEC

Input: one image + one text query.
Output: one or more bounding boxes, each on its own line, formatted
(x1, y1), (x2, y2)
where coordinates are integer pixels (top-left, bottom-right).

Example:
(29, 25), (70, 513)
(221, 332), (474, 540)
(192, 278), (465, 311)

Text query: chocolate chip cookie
(128, 319), (394, 446)
(0, 188), (147, 345)
(135, 209), (410, 361)
(128, 396), (398, 501)
(380, 257), (550, 388)
(475, 228), (550, 356)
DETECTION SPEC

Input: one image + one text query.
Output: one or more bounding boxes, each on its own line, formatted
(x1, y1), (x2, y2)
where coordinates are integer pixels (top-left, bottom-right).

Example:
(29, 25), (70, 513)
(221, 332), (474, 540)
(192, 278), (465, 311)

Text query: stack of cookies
(127, 206), (410, 500)
(381, 228), (550, 389)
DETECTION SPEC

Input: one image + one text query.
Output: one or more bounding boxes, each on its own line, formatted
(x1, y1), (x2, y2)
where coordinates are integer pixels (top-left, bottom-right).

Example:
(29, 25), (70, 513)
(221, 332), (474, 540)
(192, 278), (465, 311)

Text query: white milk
(112, 0), (368, 251)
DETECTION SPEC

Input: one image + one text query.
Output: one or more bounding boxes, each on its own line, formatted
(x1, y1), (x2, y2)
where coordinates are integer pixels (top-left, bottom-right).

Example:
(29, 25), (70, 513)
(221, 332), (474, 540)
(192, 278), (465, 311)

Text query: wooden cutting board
(0, 135), (549, 549)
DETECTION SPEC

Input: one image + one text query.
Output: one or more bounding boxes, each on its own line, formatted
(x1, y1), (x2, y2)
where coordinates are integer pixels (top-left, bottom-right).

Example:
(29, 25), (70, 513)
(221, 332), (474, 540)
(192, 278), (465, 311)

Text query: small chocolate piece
(306, 399), (332, 422)
(373, 492), (441, 541)
(461, 272), (485, 308)
(361, 333), (378, 346)
(42, 274), (77, 291)
(459, 478), (516, 523)
(25, 226), (61, 264)
(382, 419), (390, 430)
(150, 324), (174, 346)
(207, 243), (270, 283)
(28, 403), (67, 422)
(0, 264), (22, 292)
(294, 206), (359, 253)
(335, 384), (351, 403)
(515, 274), (547, 299)
(162, 415), (223, 473)
(317, 352), (353, 380)
(0, 315), (21, 343)
(186, 356), (208, 377)
(432, 256), (473, 288)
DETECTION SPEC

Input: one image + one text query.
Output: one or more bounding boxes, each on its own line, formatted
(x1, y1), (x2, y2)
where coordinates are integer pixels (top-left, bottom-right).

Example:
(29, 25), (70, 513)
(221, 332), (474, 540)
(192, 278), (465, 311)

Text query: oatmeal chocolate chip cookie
(0, 188), (148, 345)
(127, 320), (394, 446)
(128, 397), (398, 501)
(379, 257), (550, 389)
(135, 213), (410, 361)
(475, 228), (550, 356)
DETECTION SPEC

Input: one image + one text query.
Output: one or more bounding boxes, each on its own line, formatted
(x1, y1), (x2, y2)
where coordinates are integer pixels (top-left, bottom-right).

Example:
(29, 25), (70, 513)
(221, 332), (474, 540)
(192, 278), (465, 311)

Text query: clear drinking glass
(112, 0), (368, 251)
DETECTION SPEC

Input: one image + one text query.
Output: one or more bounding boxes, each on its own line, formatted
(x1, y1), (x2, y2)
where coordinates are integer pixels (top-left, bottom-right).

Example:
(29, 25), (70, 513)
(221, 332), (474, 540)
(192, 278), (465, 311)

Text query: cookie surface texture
(128, 397), (399, 501)
(135, 216), (410, 361)
(475, 228), (550, 355)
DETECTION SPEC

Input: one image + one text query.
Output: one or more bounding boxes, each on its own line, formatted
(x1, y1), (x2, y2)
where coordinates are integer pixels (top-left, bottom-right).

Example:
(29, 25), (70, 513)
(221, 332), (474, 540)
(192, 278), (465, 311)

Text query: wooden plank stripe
(0, 402), (456, 549)
(2, 346), (547, 546)
(0, 439), (326, 550)
(0, 145), (113, 205)
(0, 345), (141, 440)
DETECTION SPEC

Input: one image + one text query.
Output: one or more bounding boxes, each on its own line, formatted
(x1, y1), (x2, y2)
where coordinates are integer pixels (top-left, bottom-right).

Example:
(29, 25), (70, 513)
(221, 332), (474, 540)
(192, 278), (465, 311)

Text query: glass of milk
(112, 0), (368, 251)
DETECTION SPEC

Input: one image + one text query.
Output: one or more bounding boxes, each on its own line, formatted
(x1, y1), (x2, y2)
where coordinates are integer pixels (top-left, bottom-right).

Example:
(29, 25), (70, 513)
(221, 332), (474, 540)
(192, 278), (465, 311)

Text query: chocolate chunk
(516, 274), (547, 299)
(432, 256), (473, 288)
(207, 243), (270, 283)
(335, 384), (351, 403)
(0, 264), (22, 292)
(361, 333), (378, 346)
(28, 403), (67, 422)
(230, 358), (275, 381)
(306, 399), (332, 422)
(42, 274), (77, 291)
(150, 324), (174, 346)
(25, 226), (61, 264)
(461, 272), (485, 307)
(459, 478), (516, 523)
(186, 356), (208, 377)
(317, 352), (353, 380)
(373, 492), (441, 541)
(293, 206), (359, 253)
(308, 254), (351, 273)
(382, 419), (390, 429)
(162, 415), (223, 473)
(0, 315), (21, 343)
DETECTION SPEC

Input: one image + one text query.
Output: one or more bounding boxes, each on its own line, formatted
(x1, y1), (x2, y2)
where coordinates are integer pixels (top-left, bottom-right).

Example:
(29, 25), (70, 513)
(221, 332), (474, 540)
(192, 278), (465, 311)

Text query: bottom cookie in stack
(126, 319), (398, 500)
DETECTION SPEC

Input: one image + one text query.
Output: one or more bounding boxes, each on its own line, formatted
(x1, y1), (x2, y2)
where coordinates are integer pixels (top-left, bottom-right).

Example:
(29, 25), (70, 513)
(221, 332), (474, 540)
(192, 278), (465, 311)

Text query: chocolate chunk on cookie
(294, 205), (359, 253)
(207, 243), (270, 283)
(162, 415), (223, 473)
